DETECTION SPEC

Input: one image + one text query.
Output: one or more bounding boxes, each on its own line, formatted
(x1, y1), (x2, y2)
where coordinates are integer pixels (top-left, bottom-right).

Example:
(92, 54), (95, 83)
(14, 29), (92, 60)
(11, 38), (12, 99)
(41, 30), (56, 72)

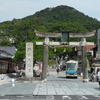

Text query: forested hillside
(23, 5), (100, 31)
(0, 5), (99, 62)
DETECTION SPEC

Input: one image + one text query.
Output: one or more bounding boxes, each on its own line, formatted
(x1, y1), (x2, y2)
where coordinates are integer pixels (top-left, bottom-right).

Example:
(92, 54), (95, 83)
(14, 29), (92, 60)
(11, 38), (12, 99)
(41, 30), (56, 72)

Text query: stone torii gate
(35, 30), (96, 82)
(35, 30), (61, 81)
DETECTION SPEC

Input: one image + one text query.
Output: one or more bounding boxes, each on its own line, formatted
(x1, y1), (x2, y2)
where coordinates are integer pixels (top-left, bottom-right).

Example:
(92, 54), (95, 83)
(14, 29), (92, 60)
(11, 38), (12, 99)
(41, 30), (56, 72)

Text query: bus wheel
(66, 76), (68, 78)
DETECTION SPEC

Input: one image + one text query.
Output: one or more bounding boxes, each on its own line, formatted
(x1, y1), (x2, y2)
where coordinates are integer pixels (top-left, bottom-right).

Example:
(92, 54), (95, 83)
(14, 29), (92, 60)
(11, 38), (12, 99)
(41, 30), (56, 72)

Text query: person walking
(56, 67), (60, 74)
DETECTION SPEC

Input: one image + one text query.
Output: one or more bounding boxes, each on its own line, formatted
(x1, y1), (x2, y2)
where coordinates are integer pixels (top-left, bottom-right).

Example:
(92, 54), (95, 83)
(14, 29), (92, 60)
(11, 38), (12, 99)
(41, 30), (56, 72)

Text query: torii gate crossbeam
(35, 30), (96, 38)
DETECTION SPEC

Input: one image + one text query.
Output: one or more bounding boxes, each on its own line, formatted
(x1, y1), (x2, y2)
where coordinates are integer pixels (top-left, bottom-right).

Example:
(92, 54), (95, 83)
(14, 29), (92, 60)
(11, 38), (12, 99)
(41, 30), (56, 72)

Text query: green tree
(13, 42), (26, 61)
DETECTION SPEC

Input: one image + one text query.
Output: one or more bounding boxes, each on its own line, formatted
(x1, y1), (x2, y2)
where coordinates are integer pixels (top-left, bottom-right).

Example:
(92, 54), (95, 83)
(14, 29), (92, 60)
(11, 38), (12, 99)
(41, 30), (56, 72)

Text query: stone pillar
(80, 38), (89, 82)
(41, 37), (49, 81)
(26, 42), (33, 78)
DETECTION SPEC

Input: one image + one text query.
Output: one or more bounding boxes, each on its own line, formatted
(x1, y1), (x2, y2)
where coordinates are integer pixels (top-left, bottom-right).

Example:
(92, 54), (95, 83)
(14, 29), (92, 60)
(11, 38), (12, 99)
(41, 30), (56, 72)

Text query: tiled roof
(86, 44), (97, 50)
(0, 46), (17, 56)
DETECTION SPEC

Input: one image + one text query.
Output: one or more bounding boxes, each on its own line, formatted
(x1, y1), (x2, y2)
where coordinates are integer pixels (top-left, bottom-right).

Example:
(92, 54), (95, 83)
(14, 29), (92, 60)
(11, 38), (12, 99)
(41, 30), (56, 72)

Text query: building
(0, 46), (17, 74)
(86, 44), (97, 56)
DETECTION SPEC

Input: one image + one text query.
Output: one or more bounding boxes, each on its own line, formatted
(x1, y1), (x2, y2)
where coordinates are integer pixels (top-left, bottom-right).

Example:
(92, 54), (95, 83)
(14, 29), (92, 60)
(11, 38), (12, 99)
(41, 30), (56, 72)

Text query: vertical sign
(98, 28), (100, 53)
(61, 32), (69, 45)
(26, 42), (33, 78)
(96, 29), (100, 58)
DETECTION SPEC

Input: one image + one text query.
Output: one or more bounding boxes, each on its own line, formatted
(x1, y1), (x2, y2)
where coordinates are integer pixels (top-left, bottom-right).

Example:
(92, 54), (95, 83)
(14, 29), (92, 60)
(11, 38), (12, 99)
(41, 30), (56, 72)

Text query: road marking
(16, 95), (24, 98)
(77, 95), (88, 99)
(94, 95), (100, 99)
(0, 79), (10, 84)
(46, 95), (55, 100)
(62, 96), (71, 99)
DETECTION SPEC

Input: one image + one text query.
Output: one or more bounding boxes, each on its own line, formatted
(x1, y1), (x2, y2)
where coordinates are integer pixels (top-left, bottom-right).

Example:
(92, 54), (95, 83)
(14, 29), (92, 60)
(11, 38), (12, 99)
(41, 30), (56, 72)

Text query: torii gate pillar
(80, 38), (88, 82)
(41, 37), (49, 81)
(35, 30), (61, 81)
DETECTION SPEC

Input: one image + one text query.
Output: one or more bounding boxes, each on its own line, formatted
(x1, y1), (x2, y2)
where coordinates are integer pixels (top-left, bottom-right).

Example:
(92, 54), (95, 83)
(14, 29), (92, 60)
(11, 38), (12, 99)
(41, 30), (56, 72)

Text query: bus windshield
(66, 63), (77, 70)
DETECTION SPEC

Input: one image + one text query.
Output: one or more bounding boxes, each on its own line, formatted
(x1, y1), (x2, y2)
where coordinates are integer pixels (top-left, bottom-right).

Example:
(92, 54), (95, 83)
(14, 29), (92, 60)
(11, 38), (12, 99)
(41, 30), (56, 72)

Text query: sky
(0, 0), (100, 23)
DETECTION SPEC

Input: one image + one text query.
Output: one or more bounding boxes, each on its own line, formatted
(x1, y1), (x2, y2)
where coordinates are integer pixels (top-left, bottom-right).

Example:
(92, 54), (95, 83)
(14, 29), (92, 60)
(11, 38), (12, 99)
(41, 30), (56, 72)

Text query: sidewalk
(0, 74), (11, 85)
(0, 70), (100, 96)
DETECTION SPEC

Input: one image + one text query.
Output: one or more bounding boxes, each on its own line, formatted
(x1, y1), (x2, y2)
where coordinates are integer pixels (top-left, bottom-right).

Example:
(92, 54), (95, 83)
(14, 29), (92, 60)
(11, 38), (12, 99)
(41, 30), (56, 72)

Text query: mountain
(0, 5), (100, 46)
(22, 5), (100, 31)
(0, 5), (99, 62)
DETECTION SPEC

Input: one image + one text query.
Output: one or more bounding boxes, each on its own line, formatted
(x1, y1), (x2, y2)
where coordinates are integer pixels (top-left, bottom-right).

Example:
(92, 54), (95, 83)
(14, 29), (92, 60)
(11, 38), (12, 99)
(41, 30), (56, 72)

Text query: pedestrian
(97, 69), (100, 76)
(56, 67), (60, 74)
(47, 66), (49, 76)
(97, 68), (100, 74)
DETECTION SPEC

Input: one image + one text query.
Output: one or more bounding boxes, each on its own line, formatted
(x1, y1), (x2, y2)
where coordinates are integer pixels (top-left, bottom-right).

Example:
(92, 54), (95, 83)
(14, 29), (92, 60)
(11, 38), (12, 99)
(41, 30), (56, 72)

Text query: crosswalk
(0, 95), (100, 100)
(45, 95), (100, 100)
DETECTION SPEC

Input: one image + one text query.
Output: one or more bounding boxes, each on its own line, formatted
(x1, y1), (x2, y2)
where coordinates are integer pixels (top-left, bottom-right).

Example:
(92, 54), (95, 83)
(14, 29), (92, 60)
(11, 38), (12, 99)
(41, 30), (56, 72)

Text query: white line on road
(77, 95), (88, 99)
(62, 95), (71, 99)
(46, 95), (55, 100)
(94, 95), (100, 99)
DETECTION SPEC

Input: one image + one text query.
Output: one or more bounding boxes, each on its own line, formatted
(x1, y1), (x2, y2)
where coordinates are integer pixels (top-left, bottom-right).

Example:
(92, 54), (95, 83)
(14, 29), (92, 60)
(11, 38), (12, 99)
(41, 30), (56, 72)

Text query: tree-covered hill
(0, 5), (100, 62)
(0, 5), (99, 44)
(23, 5), (100, 31)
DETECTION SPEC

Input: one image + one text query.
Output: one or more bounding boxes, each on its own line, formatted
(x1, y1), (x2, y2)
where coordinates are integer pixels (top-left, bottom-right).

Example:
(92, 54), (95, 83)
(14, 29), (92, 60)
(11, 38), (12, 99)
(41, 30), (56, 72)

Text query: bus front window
(67, 63), (77, 70)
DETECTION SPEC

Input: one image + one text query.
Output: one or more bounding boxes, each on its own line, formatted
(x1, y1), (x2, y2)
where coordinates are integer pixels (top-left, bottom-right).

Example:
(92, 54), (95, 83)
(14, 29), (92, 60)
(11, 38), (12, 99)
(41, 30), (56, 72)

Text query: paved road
(0, 70), (100, 100)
